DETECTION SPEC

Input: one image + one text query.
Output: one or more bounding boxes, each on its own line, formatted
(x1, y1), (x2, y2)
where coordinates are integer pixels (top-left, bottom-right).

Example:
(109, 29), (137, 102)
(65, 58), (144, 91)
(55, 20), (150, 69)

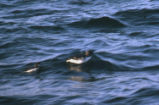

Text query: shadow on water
(68, 16), (126, 28)
(103, 87), (159, 105)
(0, 94), (56, 105)
(114, 8), (159, 26)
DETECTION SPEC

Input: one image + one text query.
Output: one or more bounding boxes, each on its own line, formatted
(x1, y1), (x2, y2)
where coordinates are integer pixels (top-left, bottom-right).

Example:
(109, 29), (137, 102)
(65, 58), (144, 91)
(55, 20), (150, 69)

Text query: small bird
(66, 50), (93, 64)
(24, 63), (40, 73)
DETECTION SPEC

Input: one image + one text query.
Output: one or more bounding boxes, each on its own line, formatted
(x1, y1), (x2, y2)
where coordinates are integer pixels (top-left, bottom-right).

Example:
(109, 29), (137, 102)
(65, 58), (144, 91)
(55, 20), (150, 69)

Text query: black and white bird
(24, 63), (40, 73)
(66, 50), (93, 64)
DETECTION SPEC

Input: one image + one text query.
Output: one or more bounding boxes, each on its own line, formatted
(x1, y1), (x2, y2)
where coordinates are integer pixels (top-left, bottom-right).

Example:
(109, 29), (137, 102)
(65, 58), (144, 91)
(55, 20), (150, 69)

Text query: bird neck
(85, 51), (89, 56)
(34, 63), (39, 68)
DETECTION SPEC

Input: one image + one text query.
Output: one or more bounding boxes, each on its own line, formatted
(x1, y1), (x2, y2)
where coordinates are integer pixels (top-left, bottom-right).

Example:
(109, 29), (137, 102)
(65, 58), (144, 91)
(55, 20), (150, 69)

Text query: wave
(3, 8), (55, 19)
(0, 95), (55, 105)
(104, 87), (159, 104)
(114, 8), (159, 26)
(68, 16), (126, 28)
(29, 25), (65, 32)
(115, 8), (159, 16)
(0, 25), (65, 34)
(36, 51), (136, 72)
(0, 3), (13, 8)
(0, 27), (28, 33)
(0, 48), (157, 72)
(0, 51), (132, 73)
(0, 21), (16, 26)
(69, 0), (91, 5)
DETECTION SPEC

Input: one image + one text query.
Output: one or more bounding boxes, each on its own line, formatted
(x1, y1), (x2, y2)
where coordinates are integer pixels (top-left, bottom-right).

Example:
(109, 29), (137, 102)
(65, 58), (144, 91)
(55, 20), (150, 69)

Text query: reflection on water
(67, 63), (88, 82)
(70, 76), (85, 82)
(67, 64), (85, 82)
(68, 64), (83, 72)
(67, 64), (97, 82)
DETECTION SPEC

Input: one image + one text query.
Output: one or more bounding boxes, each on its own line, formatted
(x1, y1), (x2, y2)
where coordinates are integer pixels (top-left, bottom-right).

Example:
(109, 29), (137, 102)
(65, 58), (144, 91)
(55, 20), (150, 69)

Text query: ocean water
(1, 0), (159, 105)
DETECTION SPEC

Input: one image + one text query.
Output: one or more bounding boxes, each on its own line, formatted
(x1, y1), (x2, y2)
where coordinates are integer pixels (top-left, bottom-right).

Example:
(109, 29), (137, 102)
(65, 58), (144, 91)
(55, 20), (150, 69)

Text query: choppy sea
(1, 0), (159, 105)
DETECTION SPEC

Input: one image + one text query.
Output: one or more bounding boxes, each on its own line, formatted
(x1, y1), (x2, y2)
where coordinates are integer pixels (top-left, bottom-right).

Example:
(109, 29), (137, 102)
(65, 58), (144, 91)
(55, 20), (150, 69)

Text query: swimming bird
(66, 57), (85, 64)
(24, 63), (40, 73)
(66, 50), (93, 64)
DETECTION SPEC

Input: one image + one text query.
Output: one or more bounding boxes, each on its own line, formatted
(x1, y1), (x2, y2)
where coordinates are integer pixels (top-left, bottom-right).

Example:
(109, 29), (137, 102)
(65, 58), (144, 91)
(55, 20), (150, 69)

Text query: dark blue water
(1, 0), (159, 105)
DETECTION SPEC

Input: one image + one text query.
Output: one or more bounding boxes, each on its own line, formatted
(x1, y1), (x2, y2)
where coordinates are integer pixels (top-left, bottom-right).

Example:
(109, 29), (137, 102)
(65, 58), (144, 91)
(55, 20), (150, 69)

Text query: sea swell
(114, 8), (159, 26)
(68, 16), (126, 28)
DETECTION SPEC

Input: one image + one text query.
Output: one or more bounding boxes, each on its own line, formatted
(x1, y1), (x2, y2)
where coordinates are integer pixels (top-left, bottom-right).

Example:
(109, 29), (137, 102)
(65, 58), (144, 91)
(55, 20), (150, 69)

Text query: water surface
(1, 0), (159, 105)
